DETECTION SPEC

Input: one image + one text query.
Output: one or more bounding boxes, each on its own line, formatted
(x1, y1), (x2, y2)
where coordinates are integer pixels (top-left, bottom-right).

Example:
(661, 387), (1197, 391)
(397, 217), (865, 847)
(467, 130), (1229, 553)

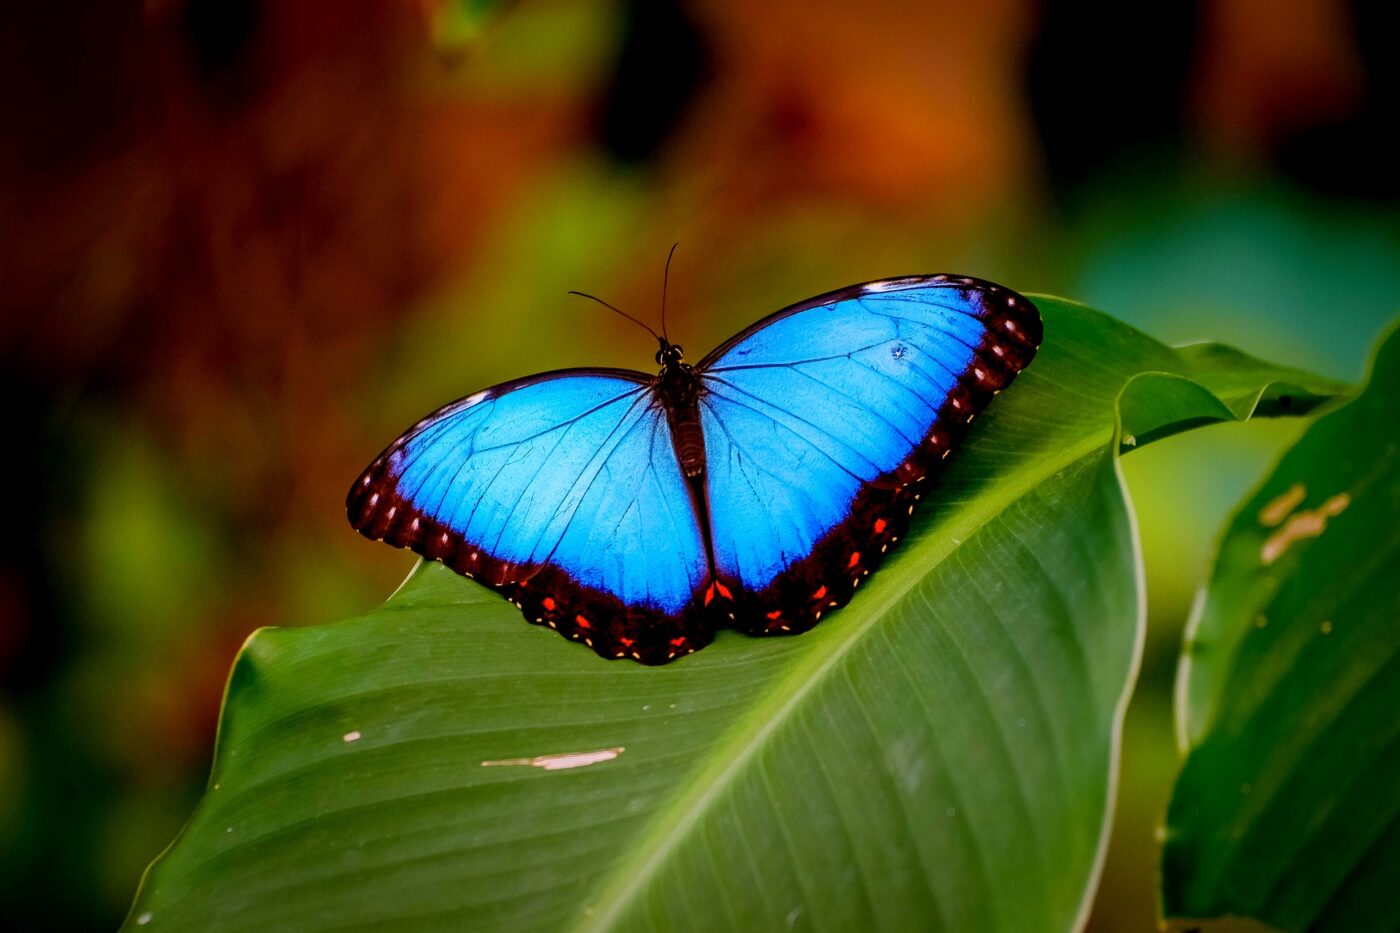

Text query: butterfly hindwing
(696, 275), (1041, 634)
(347, 370), (715, 662)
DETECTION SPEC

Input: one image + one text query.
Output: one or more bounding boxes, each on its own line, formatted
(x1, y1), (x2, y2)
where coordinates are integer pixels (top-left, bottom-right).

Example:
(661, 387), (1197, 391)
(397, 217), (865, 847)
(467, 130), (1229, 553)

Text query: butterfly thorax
(655, 342), (708, 479)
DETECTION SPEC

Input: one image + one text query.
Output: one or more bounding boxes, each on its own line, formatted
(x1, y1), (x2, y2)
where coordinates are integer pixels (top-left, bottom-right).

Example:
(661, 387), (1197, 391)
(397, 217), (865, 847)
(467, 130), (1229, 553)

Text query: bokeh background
(2, 0), (1397, 928)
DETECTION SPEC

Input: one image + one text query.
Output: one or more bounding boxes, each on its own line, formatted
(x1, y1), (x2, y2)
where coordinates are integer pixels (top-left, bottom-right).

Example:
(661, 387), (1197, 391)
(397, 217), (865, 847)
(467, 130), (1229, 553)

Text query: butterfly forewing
(348, 369), (714, 662)
(696, 276), (1041, 635)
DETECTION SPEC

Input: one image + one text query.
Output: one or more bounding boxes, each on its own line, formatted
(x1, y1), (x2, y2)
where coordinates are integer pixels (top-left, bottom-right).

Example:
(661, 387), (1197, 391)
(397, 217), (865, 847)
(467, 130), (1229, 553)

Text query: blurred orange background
(2, 1), (1397, 928)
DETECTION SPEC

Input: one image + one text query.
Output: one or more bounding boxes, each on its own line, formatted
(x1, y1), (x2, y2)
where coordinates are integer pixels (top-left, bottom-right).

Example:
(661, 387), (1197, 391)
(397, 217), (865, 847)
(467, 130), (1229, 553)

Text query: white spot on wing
(861, 279), (913, 293)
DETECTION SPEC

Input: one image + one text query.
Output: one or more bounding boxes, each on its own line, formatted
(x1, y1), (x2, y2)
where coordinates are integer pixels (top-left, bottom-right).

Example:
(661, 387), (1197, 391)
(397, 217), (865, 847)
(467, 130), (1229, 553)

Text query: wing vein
(533, 395), (657, 569)
(702, 376), (876, 481)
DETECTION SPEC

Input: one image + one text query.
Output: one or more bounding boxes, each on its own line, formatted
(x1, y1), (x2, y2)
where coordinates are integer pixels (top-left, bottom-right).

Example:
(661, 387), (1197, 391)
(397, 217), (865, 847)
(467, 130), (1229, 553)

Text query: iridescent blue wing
(347, 370), (712, 663)
(696, 275), (1041, 634)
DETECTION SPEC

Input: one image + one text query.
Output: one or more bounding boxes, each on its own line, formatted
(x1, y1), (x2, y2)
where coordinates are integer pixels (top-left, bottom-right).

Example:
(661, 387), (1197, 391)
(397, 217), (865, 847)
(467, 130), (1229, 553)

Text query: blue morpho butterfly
(348, 271), (1041, 664)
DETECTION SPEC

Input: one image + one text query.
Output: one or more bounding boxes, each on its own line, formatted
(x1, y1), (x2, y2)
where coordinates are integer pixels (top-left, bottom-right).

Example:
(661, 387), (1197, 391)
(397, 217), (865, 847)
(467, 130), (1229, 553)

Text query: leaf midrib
(574, 426), (1113, 931)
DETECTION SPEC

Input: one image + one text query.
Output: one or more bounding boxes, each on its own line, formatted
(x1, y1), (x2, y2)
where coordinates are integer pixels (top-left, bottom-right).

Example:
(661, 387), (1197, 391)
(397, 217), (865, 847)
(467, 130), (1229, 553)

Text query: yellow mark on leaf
(1258, 482), (1306, 527)
(481, 746), (625, 771)
(1260, 493), (1350, 564)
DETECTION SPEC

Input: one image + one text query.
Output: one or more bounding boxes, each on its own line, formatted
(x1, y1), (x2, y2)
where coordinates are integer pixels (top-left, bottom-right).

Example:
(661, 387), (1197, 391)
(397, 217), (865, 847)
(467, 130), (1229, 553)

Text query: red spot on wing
(574, 614), (592, 630)
(704, 580), (734, 605)
(812, 585), (828, 601)
(847, 552), (861, 568)
(542, 597), (556, 611)
(874, 518), (887, 535)
(766, 610), (782, 620)
(669, 636), (687, 648)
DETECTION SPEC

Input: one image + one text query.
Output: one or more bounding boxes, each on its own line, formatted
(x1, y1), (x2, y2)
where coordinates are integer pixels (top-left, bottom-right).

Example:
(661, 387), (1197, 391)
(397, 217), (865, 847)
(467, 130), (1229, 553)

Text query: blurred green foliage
(1165, 324), (1400, 930)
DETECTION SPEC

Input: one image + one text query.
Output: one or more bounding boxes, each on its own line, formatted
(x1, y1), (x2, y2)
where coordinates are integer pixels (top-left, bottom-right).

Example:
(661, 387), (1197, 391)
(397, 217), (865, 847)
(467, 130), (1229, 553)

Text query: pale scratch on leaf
(1260, 492), (1350, 564)
(1258, 482), (1306, 527)
(481, 746), (625, 771)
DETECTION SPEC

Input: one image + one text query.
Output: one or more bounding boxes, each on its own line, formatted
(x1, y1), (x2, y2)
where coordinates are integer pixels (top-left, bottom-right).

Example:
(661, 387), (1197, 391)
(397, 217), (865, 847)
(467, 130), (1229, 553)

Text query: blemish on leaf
(1258, 482), (1306, 527)
(1320, 620), (1333, 635)
(1260, 492), (1350, 564)
(481, 746), (624, 772)
(343, 731), (362, 743)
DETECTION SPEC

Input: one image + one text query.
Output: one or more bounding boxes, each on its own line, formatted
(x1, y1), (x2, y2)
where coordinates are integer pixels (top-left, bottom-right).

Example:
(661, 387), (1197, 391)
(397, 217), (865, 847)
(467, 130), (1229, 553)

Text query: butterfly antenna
(661, 242), (679, 342)
(567, 290), (661, 341)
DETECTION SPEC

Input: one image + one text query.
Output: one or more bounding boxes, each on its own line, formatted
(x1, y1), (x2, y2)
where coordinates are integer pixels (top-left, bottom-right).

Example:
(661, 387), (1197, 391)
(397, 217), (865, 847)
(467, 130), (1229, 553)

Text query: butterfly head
(655, 339), (686, 369)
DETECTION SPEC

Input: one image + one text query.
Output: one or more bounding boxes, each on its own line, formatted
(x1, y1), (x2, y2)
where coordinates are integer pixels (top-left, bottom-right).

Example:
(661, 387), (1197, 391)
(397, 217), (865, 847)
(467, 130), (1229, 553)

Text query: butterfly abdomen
(669, 410), (707, 478)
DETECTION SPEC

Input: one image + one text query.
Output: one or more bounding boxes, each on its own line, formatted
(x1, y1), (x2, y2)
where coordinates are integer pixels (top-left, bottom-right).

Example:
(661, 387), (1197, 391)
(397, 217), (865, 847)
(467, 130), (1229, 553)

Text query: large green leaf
(124, 299), (1343, 932)
(1163, 322), (1400, 930)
